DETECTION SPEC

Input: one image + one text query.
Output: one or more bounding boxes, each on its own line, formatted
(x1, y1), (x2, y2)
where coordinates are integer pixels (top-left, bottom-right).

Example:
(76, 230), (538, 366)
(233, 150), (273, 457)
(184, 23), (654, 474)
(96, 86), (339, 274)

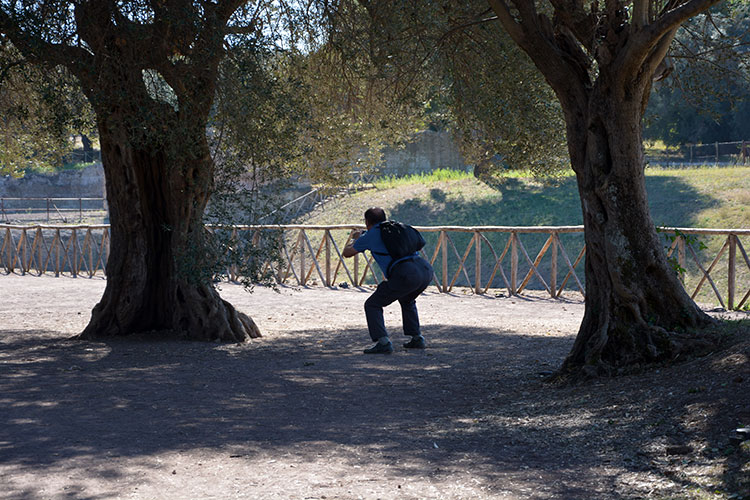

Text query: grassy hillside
(297, 167), (749, 307)
(300, 166), (750, 230)
(646, 167), (750, 229)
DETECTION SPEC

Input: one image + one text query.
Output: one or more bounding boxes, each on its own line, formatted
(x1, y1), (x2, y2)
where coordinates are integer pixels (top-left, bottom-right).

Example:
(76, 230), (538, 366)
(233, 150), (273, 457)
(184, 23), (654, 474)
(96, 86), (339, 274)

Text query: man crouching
(342, 207), (434, 354)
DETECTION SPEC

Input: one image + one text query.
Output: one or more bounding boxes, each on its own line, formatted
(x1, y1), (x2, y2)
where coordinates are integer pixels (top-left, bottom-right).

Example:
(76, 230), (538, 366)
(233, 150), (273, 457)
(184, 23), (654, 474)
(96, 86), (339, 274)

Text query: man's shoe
(364, 342), (394, 354)
(403, 336), (426, 349)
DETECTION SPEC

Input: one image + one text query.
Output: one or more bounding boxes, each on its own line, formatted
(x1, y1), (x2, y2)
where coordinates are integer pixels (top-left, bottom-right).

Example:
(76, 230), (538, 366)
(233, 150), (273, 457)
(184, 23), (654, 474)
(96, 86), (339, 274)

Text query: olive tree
(1, 0), (427, 341)
(0, 1), (284, 341)
(482, 0), (726, 377)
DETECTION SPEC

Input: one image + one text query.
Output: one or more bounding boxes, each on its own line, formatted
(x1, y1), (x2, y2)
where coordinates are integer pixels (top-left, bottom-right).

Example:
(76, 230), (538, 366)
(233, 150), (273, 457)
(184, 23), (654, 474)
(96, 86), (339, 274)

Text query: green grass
(307, 166), (749, 229)
(27, 160), (98, 175)
(646, 166), (750, 229)
(299, 166), (750, 306)
(61, 160), (99, 171)
(374, 167), (474, 189)
(643, 167), (750, 307)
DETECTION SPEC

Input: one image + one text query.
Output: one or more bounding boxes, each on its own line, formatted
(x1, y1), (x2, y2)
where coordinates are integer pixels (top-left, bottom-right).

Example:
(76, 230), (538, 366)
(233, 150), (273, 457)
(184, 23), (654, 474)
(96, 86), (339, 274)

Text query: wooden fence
(2, 224), (749, 310)
(646, 140), (750, 166)
(1, 224), (111, 278)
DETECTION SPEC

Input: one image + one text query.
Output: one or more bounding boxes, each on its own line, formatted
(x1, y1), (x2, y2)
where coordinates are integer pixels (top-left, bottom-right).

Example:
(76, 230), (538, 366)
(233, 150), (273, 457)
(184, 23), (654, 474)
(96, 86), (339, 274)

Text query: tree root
(553, 322), (722, 383)
(76, 283), (261, 342)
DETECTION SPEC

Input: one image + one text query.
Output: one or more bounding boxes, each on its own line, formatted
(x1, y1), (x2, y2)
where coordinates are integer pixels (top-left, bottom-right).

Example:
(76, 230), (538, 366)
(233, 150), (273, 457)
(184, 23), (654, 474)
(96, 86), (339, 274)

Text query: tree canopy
(645, 2), (750, 145)
(320, 0), (568, 179)
(1, 0), (302, 340)
(0, 39), (94, 176)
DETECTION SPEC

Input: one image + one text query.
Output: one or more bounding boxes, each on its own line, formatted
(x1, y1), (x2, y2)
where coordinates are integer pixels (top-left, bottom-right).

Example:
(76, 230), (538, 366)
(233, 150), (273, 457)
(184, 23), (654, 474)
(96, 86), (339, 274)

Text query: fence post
(728, 234), (736, 310)
(325, 229), (331, 287)
(474, 231), (481, 294)
(46, 198), (50, 223)
(354, 252), (359, 286)
(87, 228), (94, 277)
(18, 228), (26, 275)
(37, 227), (44, 274)
(300, 230), (306, 285)
(231, 227), (240, 281)
(678, 236), (686, 284)
(54, 228), (61, 276)
(715, 142), (719, 164)
(511, 232), (518, 295)
(4, 227), (11, 272)
(550, 233), (558, 297)
(441, 230), (448, 292)
(71, 228), (78, 277)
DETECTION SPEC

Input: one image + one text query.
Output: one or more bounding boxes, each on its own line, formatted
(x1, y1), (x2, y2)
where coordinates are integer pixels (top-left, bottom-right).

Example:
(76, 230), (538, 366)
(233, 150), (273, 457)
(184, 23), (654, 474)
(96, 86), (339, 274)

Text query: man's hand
(343, 228), (363, 258)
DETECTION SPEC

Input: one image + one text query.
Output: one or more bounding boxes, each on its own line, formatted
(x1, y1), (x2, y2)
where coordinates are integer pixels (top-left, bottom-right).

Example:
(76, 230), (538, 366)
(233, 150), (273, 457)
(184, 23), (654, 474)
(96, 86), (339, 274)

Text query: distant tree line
(645, 82), (750, 146)
(644, 4), (750, 146)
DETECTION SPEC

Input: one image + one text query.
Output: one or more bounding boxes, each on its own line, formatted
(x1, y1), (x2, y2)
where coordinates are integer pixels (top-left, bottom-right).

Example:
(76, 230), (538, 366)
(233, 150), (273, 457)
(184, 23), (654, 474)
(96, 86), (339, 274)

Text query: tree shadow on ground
(1, 319), (747, 499)
(644, 173), (720, 227)
(391, 177), (582, 227)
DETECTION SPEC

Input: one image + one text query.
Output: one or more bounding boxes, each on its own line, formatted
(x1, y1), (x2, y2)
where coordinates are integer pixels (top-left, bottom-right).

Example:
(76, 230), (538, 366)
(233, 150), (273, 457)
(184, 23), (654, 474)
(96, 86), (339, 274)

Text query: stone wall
(0, 163), (106, 198)
(381, 130), (468, 177)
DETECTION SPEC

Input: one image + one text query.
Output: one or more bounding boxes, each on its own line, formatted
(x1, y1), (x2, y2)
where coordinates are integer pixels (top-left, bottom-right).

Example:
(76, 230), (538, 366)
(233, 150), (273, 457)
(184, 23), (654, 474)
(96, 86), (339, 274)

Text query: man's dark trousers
(364, 257), (433, 342)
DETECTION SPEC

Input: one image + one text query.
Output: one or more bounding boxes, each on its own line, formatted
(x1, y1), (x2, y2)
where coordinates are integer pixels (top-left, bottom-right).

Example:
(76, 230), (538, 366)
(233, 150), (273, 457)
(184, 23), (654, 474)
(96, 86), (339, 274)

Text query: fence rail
(646, 140), (750, 166)
(2, 224), (749, 310)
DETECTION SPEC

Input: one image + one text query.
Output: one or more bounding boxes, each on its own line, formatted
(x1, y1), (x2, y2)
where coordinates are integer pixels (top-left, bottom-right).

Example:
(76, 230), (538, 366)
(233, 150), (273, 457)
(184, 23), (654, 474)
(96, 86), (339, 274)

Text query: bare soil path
(1, 275), (748, 500)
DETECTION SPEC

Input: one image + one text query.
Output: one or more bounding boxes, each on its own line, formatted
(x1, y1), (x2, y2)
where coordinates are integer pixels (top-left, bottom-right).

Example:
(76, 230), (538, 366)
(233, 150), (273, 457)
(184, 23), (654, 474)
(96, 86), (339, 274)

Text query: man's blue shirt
(352, 223), (392, 275)
(353, 222), (420, 277)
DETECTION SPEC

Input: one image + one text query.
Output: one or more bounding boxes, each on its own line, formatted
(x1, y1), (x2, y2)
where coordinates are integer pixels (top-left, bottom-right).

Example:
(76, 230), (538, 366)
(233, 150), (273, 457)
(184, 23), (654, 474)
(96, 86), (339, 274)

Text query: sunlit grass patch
(374, 168), (473, 189)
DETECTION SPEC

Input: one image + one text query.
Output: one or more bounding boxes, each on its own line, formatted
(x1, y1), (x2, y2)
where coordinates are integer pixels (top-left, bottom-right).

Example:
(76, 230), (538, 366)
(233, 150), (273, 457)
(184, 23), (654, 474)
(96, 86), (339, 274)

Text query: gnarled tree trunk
(558, 76), (713, 377)
(78, 113), (260, 341)
(67, 1), (261, 342)
(486, 0), (721, 378)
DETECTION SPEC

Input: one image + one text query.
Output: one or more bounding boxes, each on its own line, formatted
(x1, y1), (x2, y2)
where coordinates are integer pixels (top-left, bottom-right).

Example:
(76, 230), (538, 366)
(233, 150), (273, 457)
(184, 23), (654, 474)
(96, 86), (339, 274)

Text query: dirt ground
(1, 274), (749, 500)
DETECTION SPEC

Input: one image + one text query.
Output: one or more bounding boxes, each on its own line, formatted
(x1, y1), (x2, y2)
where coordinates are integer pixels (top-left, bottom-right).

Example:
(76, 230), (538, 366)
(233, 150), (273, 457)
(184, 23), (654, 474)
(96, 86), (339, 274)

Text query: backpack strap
(386, 254), (418, 279)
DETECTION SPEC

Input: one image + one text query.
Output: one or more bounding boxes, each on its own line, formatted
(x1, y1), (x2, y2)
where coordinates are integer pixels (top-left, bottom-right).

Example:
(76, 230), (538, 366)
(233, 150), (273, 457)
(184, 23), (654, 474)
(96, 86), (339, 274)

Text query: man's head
(364, 207), (386, 229)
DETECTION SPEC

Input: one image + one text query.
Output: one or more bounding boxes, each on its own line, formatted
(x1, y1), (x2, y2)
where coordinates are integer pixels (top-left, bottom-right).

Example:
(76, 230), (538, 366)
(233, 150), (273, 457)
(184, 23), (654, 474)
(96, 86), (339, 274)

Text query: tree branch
(549, 0), (596, 50)
(644, 28), (678, 76)
(620, 0), (720, 82)
(632, 0), (721, 56)
(212, 0), (251, 27)
(0, 58), (25, 84)
(484, 0), (591, 115)
(650, 0), (721, 35)
(633, 0), (649, 29)
(439, 13), (499, 42)
(484, 0), (525, 45)
(0, 9), (95, 79)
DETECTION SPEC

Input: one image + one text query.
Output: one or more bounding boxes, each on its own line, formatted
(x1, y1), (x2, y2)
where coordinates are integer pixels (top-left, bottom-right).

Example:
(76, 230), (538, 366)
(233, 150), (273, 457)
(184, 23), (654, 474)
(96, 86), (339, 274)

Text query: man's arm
(342, 245), (359, 258)
(343, 230), (364, 258)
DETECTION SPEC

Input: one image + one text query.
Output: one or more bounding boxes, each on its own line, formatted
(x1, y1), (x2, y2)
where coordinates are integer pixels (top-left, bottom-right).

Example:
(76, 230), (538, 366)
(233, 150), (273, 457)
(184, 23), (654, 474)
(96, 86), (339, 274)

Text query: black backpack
(375, 220), (426, 276)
